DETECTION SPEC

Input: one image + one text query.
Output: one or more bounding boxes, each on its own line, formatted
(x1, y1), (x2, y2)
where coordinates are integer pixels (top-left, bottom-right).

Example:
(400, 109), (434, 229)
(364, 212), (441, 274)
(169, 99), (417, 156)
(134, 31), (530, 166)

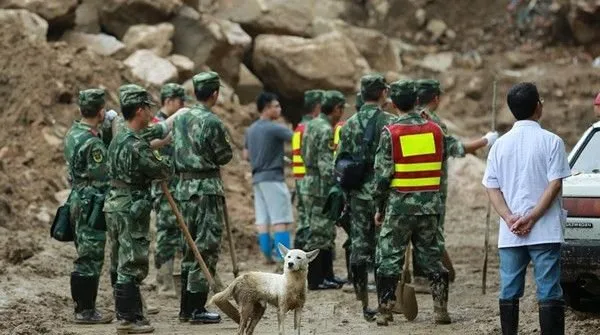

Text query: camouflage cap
(323, 90), (346, 109)
(160, 83), (188, 101)
(415, 79), (442, 96)
(389, 80), (416, 100)
(360, 73), (389, 96)
(192, 71), (222, 91)
(78, 88), (105, 109)
(355, 92), (364, 111)
(118, 84), (155, 108)
(304, 89), (325, 107)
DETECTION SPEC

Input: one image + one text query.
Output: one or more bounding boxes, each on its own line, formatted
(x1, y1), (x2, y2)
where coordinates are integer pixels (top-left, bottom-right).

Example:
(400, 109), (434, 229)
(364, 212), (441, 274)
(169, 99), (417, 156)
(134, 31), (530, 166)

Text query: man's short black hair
(195, 87), (219, 102)
(391, 94), (417, 112)
(507, 82), (540, 120)
(256, 92), (279, 112)
(417, 90), (439, 106)
(122, 104), (148, 121)
(161, 96), (183, 105)
(80, 103), (104, 118)
(322, 102), (342, 115)
(362, 88), (385, 102)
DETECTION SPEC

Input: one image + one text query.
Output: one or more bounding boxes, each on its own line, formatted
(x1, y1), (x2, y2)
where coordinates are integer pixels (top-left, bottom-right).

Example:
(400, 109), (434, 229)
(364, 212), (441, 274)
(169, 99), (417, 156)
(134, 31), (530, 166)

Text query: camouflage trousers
(179, 195), (223, 293)
(106, 198), (152, 284)
(305, 196), (336, 251)
(294, 188), (310, 250)
(377, 214), (443, 278)
(413, 192), (447, 277)
(70, 190), (106, 277)
(349, 197), (376, 267)
(153, 194), (181, 268)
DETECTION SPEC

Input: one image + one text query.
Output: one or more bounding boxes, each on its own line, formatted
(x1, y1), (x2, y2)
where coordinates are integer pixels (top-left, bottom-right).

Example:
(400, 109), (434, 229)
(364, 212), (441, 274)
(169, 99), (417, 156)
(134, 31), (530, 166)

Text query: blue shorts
(499, 243), (563, 302)
(253, 181), (293, 226)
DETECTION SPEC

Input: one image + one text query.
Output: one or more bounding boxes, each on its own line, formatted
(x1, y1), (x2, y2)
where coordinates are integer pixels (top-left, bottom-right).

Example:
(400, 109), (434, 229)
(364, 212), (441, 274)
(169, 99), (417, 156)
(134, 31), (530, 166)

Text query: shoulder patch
(152, 150), (163, 161)
(92, 149), (104, 163)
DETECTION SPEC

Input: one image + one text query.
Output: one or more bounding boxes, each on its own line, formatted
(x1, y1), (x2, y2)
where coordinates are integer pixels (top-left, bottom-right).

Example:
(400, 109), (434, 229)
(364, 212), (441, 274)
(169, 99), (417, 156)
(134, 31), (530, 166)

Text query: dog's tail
(208, 275), (241, 306)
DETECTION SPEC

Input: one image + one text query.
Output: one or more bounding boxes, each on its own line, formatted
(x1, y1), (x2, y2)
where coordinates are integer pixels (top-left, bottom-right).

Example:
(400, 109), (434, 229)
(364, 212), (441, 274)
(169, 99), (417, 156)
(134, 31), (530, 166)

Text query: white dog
(209, 244), (319, 335)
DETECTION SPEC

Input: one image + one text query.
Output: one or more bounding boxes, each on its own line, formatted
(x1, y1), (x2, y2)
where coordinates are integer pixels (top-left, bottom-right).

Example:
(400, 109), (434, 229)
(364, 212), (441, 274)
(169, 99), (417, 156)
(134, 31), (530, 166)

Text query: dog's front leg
(294, 308), (302, 335)
(277, 307), (286, 335)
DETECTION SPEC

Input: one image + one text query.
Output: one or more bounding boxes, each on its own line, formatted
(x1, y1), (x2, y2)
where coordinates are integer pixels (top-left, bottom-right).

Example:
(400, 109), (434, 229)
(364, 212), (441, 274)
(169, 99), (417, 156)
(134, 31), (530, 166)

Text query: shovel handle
(160, 181), (222, 292)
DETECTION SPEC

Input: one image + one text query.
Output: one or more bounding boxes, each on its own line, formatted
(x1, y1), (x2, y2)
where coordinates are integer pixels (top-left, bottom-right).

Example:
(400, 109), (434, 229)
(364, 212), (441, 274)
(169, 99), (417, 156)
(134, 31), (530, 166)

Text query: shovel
(393, 245), (418, 321)
(160, 181), (240, 324)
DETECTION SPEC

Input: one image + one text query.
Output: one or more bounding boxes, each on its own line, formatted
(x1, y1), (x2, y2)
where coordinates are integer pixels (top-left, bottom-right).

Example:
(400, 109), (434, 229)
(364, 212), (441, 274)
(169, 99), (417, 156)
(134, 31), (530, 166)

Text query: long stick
(222, 199), (239, 278)
(160, 182), (222, 291)
(482, 80), (498, 295)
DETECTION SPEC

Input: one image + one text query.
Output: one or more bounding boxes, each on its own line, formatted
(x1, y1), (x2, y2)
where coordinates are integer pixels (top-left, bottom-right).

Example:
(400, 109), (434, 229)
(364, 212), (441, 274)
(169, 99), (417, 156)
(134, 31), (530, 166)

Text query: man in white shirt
(483, 82), (570, 335)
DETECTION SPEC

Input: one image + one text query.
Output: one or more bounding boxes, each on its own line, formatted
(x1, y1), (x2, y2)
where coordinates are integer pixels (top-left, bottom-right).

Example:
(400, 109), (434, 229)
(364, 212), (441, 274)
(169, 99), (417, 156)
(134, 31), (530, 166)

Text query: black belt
(251, 167), (283, 175)
(110, 180), (147, 190)
(179, 170), (220, 180)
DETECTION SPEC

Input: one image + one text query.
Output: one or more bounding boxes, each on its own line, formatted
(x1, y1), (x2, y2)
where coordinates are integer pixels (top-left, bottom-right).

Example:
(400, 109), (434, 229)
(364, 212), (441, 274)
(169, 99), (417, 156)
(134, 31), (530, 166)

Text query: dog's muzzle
(288, 262), (294, 269)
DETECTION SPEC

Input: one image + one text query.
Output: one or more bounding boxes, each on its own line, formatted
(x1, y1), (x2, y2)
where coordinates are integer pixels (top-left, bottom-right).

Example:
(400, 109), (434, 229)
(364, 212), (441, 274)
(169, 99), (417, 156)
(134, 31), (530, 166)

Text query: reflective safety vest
(292, 123), (306, 179)
(387, 121), (444, 192)
(333, 121), (345, 156)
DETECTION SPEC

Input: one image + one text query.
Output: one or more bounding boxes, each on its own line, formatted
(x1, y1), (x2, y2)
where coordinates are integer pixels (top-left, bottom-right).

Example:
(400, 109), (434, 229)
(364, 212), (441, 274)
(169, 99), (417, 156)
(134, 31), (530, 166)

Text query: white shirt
(482, 120), (571, 248)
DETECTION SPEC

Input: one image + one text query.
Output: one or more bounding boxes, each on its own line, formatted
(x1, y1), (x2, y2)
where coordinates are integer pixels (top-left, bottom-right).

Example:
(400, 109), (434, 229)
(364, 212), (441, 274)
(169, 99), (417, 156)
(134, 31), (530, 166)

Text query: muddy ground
(2, 157), (599, 335)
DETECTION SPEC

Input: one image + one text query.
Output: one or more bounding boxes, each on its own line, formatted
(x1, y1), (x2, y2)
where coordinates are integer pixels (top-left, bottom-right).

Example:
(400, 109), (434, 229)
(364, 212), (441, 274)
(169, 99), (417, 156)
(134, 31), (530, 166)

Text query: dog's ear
(306, 249), (319, 263)
(277, 243), (289, 258)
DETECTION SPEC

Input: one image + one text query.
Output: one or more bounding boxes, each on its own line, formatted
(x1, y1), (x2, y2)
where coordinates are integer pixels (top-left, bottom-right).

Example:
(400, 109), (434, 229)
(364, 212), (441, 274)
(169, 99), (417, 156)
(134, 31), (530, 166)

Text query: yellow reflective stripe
(399, 132), (436, 157)
(394, 162), (441, 172)
(292, 155), (304, 163)
(390, 177), (440, 187)
(292, 131), (301, 150)
(334, 126), (342, 146)
(293, 166), (306, 174)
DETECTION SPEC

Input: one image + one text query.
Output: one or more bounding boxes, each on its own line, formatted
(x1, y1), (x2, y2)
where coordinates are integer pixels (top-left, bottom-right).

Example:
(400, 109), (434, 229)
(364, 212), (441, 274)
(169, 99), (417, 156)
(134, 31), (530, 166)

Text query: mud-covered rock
(0, 9), (48, 42)
(168, 54), (195, 82)
(0, 0), (77, 33)
(62, 31), (126, 57)
(123, 23), (175, 57)
(124, 49), (178, 86)
(100, 0), (183, 38)
(171, 6), (251, 86)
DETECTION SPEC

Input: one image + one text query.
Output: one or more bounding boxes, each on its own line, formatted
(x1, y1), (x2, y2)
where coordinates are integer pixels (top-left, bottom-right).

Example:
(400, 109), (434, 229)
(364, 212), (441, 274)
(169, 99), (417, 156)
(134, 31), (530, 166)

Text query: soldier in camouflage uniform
(172, 71), (233, 324)
(64, 89), (116, 324)
(104, 85), (173, 334)
(302, 90), (346, 290)
(151, 83), (188, 296)
(293, 90), (324, 252)
(412, 79), (498, 292)
(335, 74), (394, 321)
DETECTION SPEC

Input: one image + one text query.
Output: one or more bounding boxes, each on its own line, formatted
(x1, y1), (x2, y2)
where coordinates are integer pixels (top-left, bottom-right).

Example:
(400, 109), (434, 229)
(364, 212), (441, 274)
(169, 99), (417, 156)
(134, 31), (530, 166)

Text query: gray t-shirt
(244, 119), (293, 184)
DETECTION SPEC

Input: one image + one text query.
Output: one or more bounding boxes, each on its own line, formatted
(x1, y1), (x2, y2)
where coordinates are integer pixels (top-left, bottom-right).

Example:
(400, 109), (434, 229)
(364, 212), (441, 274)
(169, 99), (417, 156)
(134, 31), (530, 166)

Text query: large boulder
(236, 64), (264, 104)
(100, 0), (183, 39)
(334, 23), (402, 73)
(62, 31), (126, 58)
(219, 0), (314, 37)
(74, 0), (101, 33)
(252, 32), (370, 99)
(0, 0), (77, 33)
(124, 50), (178, 86)
(123, 23), (174, 57)
(171, 6), (251, 86)
(168, 54), (195, 82)
(0, 9), (48, 42)
(568, 1), (600, 47)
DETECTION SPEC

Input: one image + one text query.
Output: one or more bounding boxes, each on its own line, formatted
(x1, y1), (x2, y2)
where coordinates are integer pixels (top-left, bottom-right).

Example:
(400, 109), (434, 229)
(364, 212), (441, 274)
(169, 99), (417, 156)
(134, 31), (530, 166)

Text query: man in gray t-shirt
(244, 92), (294, 264)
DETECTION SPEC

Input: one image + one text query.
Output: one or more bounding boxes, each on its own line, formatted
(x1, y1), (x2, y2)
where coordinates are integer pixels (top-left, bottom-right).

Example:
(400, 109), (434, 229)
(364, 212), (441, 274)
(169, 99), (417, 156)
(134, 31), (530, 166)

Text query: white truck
(562, 120), (600, 310)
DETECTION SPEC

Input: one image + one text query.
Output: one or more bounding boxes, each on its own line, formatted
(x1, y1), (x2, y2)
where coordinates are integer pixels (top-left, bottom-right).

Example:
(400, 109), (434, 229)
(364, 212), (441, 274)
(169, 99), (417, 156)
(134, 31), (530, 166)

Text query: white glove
(483, 131), (499, 147)
(105, 109), (118, 122)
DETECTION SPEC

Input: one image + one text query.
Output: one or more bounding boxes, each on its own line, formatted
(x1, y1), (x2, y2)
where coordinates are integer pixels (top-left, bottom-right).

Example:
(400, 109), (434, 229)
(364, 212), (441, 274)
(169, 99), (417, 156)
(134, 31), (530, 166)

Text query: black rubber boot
(189, 291), (222, 324)
(179, 270), (191, 322)
(352, 263), (376, 321)
(499, 299), (519, 335)
(375, 275), (399, 326)
(110, 271), (118, 288)
(115, 282), (154, 333)
(345, 247), (353, 284)
(70, 273), (113, 324)
(322, 249), (346, 286)
(309, 252), (340, 290)
(430, 271), (451, 324)
(539, 300), (564, 335)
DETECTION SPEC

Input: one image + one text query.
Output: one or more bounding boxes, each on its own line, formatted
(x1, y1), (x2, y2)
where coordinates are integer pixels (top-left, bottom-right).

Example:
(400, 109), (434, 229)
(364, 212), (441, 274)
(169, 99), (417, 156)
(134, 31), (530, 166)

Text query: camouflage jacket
(103, 124), (171, 212)
(421, 107), (466, 197)
(172, 103), (233, 200)
(373, 111), (466, 215)
(150, 110), (176, 197)
(63, 121), (109, 191)
(334, 103), (394, 201)
(301, 113), (335, 198)
(113, 115), (168, 142)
